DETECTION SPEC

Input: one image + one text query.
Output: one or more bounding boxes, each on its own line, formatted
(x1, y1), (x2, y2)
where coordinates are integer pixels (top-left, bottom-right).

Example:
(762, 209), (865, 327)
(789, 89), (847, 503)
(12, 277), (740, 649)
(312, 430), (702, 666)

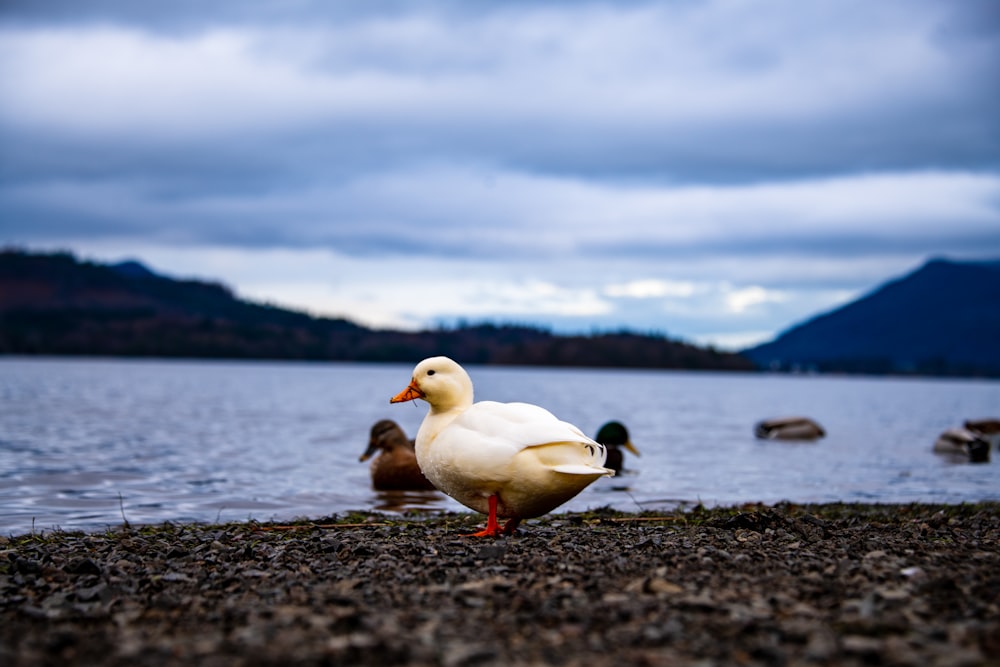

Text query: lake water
(1, 357), (998, 535)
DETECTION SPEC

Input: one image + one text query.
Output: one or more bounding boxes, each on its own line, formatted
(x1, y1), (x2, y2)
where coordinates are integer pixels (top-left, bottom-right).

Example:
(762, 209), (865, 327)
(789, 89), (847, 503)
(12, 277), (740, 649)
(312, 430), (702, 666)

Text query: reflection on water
(1, 357), (998, 535)
(370, 490), (447, 513)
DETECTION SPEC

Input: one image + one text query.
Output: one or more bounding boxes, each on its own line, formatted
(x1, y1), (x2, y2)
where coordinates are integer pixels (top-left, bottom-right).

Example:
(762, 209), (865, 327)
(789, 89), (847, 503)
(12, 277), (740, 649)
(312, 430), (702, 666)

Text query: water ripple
(1, 358), (998, 535)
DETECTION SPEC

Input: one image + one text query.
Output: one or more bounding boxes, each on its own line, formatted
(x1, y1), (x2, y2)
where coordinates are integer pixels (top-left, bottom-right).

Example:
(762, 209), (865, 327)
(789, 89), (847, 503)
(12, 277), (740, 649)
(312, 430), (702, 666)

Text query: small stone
(876, 586), (910, 602)
(475, 545), (507, 561)
(65, 558), (102, 576)
(442, 642), (497, 667)
(842, 635), (884, 656)
(645, 578), (684, 595)
(75, 582), (107, 602)
(240, 569), (270, 578)
(805, 629), (837, 660)
(14, 558), (41, 575)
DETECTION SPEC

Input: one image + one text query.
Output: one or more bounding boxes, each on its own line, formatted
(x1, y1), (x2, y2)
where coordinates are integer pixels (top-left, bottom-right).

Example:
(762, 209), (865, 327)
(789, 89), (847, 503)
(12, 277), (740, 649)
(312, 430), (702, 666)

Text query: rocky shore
(2, 503), (998, 666)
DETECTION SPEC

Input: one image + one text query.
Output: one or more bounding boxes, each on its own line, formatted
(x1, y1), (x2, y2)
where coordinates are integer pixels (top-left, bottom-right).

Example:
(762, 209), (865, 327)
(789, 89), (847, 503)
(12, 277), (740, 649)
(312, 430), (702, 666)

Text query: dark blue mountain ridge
(110, 259), (159, 279)
(743, 257), (1000, 375)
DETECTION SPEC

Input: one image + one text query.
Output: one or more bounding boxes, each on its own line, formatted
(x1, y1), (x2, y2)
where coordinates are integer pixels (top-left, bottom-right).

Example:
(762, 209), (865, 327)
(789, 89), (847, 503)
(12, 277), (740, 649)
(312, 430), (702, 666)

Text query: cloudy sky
(2, 1), (998, 349)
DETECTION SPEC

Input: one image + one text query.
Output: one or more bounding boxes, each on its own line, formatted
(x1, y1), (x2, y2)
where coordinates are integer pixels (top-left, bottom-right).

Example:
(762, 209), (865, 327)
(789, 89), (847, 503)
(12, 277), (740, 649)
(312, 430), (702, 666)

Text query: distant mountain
(110, 259), (159, 280)
(743, 258), (1000, 377)
(0, 249), (754, 371)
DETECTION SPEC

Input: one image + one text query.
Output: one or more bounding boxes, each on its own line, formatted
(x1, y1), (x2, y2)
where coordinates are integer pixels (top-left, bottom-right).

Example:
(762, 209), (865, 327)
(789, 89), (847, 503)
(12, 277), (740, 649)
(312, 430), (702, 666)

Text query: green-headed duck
(595, 421), (641, 474)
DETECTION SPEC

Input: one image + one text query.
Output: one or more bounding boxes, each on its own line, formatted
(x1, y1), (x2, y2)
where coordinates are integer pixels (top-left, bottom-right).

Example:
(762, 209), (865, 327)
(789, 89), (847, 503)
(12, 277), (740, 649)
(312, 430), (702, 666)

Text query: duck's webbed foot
(464, 494), (509, 538)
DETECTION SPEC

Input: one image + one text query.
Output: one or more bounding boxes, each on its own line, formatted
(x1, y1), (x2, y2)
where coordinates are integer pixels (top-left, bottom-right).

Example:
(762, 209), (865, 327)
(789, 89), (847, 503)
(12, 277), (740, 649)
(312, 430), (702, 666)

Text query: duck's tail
(553, 463), (615, 477)
(551, 441), (614, 477)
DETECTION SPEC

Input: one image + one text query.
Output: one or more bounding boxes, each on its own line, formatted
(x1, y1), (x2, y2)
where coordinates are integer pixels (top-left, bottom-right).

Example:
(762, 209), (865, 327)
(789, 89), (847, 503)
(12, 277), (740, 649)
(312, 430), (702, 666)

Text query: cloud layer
(2, 0), (998, 348)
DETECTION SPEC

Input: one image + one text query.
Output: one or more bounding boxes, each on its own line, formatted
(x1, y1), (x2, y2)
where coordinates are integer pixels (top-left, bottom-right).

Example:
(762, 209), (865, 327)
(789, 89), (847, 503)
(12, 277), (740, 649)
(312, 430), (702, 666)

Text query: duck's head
(390, 356), (474, 412)
(596, 421), (640, 456)
(360, 419), (409, 462)
(967, 435), (991, 463)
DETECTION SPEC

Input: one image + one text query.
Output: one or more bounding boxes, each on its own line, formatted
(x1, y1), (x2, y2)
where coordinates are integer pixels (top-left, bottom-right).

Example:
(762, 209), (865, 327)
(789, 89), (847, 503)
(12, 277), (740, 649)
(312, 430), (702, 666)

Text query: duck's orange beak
(390, 380), (424, 404)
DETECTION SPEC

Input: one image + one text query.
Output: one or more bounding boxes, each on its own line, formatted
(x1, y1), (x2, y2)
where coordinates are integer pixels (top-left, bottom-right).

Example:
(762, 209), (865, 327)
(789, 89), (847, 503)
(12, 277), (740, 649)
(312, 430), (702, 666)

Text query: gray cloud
(1, 0), (998, 346)
(3, 2), (997, 179)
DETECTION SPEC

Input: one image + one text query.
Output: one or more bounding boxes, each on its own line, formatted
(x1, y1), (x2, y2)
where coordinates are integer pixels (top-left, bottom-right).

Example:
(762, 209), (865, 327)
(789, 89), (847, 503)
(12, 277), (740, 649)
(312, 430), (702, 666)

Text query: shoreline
(2, 502), (998, 666)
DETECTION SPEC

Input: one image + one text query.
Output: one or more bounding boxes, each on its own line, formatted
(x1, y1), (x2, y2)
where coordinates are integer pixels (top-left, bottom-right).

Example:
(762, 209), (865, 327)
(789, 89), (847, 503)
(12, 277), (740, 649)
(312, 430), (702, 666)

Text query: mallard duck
(964, 418), (1000, 448)
(934, 427), (990, 463)
(754, 416), (826, 441)
(389, 356), (613, 537)
(359, 419), (437, 491)
(594, 421), (640, 474)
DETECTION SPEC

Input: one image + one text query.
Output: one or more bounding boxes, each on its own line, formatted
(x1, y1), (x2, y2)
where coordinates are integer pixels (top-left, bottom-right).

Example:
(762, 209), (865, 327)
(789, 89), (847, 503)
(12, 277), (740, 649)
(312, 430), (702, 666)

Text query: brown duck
(754, 416), (826, 441)
(359, 419), (437, 491)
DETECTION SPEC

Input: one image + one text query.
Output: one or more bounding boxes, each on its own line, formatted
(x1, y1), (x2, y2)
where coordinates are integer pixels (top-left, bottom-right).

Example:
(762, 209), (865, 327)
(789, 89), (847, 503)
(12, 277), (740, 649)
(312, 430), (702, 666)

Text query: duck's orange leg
(501, 518), (521, 535)
(466, 495), (503, 537)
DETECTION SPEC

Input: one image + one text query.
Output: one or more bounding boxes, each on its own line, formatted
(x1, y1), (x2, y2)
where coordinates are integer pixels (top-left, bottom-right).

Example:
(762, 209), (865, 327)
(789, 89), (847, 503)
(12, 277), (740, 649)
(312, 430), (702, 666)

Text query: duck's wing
(457, 401), (597, 445)
(437, 401), (607, 472)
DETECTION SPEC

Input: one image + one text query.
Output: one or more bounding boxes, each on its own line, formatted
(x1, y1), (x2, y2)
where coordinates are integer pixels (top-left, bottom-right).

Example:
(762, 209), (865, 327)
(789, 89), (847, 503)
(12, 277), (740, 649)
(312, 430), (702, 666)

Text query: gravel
(2, 503), (998, 666)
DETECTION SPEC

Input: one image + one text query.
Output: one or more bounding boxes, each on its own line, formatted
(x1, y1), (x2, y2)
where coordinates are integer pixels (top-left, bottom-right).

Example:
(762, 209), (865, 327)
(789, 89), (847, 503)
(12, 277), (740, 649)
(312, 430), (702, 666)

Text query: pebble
(0, 503), (997, 666)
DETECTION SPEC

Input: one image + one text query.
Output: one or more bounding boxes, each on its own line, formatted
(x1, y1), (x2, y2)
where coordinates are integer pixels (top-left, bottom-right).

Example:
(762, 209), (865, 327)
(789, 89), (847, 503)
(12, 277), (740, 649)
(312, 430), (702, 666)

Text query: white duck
(390, 356), (613, 537)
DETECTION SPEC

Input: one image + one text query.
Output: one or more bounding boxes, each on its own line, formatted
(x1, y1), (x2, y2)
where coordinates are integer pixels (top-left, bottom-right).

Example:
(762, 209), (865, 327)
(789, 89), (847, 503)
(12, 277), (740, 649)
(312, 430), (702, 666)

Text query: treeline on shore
(0, 249), (754, 370)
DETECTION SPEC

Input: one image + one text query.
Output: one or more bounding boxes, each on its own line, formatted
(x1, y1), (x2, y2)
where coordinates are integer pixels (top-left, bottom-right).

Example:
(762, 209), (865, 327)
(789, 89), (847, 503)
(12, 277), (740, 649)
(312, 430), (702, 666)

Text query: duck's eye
(427, 369), (436, 376)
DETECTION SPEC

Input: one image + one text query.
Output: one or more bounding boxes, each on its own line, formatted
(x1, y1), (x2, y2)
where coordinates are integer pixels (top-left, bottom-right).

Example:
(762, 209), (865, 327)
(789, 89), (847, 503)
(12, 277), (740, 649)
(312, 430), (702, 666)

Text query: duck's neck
(414, 401), (468, 456)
